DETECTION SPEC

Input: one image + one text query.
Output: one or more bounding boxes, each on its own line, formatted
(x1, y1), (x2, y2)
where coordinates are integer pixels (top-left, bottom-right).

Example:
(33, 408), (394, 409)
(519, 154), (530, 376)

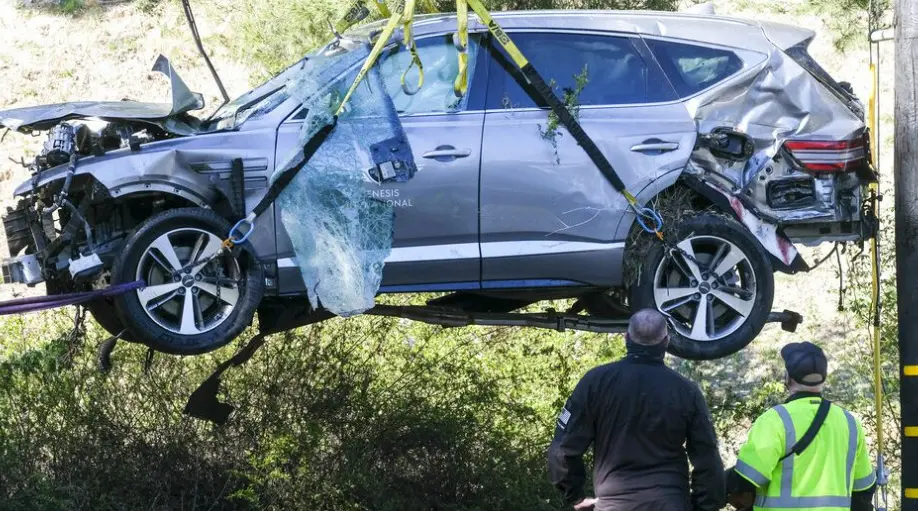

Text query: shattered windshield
(273, 40), (416, 316)
(207, 38), (361, 130)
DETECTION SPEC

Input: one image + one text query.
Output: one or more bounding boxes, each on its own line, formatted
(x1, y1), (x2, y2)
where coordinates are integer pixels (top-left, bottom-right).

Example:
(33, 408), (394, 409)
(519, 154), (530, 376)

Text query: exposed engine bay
(2, 119), (180, 289)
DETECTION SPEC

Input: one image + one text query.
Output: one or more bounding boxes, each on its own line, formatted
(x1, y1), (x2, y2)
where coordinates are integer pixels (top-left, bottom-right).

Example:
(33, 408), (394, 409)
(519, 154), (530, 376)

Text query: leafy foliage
(0, 300), (622, 510)
(803, 0), (892, 50)
(538, 64), (589, 165)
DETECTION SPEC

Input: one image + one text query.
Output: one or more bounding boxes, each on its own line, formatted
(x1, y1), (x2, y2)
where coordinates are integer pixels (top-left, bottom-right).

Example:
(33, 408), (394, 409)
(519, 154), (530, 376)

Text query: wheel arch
(617, 172), (800, 275)
(95, 188), (265, 260)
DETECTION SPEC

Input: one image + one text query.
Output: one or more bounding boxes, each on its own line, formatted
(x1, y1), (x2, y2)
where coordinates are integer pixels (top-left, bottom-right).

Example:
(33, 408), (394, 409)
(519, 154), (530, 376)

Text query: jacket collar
(786, 391), (823, 403)
(624, 340), (667, 365)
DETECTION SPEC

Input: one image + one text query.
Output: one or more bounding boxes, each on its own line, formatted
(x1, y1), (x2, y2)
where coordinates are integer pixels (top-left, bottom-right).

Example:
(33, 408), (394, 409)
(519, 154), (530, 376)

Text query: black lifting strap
(248, 120), (338, 221)
(484, 40), (631, 198)
(779, 399), (833, 461)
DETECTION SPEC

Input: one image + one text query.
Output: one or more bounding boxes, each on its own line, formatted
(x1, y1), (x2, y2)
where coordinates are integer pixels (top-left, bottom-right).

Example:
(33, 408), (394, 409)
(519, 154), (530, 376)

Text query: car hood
(0, 55), (204, 136)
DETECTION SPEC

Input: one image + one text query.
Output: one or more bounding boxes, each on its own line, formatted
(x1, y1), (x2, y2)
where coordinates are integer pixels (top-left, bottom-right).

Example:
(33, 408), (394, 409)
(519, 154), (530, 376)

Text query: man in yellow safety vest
(725, 341), (877, 511)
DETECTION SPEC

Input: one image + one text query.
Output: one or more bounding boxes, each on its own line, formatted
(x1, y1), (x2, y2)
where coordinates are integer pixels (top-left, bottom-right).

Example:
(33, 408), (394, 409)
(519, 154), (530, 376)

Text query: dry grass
(0, 0), (254, 298)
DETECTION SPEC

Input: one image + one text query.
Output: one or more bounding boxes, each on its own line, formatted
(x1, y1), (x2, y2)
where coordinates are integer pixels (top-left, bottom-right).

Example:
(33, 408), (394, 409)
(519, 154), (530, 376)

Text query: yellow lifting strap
(373, 0), (393, 17)
(335, 2), (410, 116)
(453, 0), (469, 97)
(400, 0), (425, 96)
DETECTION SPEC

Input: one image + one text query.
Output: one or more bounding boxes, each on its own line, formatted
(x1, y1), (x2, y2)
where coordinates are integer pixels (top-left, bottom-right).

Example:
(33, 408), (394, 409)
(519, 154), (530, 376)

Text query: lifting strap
(400, 0), (425, 96)
(453, 0), (469, 98)
(778, 399), (832, 461)
(0, 280), (144, 315)
(224, 0), (664, 250)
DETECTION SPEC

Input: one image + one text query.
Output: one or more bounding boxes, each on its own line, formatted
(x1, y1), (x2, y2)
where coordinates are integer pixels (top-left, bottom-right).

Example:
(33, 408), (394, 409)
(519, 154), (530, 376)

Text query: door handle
(630, 140), (680, 153)
(422, 146), (472, 160)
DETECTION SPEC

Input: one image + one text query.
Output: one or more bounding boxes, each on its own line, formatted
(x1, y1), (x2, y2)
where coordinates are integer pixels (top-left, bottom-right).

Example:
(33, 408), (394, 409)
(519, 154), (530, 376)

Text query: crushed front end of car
(0, 55), (207, 290)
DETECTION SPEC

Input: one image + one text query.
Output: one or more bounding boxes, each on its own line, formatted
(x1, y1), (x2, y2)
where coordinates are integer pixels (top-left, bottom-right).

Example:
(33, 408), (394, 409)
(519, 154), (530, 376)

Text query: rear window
(784, 42), (859, 106)
(645, 39), (744, 97)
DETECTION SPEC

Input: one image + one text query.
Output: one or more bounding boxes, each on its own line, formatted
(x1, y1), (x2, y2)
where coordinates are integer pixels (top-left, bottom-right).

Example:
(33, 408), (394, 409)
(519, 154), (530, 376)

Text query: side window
(378, 34), (480, 115)
(290, 34), (480, 121)
(486, 32), (676, 109)
(645, 39), (744, 97)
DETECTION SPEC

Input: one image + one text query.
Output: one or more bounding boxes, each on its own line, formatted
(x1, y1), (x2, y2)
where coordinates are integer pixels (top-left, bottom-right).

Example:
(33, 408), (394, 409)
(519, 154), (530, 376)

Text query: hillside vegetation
(0, 0), (900, 509)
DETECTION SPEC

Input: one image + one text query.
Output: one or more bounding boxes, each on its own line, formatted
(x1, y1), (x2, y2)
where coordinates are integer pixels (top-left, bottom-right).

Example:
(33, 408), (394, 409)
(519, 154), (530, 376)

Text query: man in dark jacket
(547, 308), (725, 511)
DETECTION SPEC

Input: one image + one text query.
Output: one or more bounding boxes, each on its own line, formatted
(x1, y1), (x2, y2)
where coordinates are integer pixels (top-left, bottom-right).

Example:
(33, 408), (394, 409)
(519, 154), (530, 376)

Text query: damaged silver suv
(0, 10), (875, 360)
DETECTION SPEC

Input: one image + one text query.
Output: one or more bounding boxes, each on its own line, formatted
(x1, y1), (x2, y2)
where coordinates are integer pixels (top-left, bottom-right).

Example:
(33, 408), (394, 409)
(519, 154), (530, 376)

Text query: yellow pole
(868, 51), (885, 463)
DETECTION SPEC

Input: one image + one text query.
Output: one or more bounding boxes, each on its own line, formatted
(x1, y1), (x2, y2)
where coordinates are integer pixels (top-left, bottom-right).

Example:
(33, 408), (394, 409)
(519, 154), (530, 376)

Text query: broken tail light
(783, 135), (869, 173)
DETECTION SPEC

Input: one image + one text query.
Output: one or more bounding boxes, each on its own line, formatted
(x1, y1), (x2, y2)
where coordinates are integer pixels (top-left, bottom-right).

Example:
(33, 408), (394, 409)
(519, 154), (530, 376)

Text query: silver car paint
(2, 10), (866, 292)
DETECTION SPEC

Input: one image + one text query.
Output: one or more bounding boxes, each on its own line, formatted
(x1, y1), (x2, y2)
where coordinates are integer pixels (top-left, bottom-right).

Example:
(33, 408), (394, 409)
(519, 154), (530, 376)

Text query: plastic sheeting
(274, 40), (416, 317)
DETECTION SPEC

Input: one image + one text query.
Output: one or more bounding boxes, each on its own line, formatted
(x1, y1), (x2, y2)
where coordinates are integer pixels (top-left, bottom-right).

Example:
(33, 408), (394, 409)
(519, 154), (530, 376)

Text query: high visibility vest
(734, 394), (876, 510)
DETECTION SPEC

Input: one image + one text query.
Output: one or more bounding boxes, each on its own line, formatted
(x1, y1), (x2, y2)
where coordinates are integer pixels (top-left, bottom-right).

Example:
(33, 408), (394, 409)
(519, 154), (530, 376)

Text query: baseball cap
(780, 342), (828, 385)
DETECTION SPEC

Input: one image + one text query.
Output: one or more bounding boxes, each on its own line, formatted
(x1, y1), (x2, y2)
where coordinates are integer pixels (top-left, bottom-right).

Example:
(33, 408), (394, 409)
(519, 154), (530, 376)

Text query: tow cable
(0, 280), (144, 315)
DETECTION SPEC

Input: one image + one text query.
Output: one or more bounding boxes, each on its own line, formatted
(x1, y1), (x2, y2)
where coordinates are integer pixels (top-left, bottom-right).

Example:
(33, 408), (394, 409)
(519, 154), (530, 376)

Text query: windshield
(207, 57), (308, 129)
(206, 37), (366, 131)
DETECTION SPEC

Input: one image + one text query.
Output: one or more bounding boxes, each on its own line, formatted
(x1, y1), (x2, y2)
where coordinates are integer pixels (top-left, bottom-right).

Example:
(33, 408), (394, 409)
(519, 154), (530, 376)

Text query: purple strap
(0, 280), (145, 315)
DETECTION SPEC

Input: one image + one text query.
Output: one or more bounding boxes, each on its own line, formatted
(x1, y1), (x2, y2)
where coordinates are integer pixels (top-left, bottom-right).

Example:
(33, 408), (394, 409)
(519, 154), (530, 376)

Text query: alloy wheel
(652, 235), (757, 342)
(134, 228), (241, 335)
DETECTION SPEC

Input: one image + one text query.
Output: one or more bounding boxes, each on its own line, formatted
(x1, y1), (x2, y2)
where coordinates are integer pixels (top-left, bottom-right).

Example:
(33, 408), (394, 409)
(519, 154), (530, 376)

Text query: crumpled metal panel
(275, 41), (414, 317)
(0, 55), (203, 135)
(680, 39), (864, 265)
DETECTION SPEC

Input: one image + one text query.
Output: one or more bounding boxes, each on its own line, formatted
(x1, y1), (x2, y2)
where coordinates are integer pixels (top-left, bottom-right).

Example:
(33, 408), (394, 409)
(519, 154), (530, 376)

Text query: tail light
(783, 133), (869, 173)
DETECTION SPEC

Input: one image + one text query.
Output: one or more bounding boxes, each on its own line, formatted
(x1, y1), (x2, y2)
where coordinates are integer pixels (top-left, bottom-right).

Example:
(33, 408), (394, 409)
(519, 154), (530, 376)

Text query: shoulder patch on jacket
(557, 406), (572, 430)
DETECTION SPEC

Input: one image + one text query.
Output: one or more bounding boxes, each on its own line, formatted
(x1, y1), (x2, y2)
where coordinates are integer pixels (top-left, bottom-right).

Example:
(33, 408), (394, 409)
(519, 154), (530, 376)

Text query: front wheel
(112, 208), (265, 355)
(630, 213), (774, 360)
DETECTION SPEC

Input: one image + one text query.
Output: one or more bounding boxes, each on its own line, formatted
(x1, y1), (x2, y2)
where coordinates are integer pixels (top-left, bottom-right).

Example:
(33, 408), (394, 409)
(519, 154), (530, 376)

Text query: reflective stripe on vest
(753, 404), (859, 509)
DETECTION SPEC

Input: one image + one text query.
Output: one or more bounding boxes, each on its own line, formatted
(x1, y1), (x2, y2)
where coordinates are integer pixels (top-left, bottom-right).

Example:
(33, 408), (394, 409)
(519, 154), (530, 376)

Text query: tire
(45, 277), (134, 341)
(111, 208), (265, 355)
(86, 299), (134, 341)
(630, 213), (774, 360)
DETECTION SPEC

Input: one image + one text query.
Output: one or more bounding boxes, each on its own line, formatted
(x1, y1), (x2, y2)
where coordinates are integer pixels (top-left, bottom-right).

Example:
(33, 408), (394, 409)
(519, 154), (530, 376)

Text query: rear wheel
(112, 208), (264, 355)
(630, 213), (774, 360)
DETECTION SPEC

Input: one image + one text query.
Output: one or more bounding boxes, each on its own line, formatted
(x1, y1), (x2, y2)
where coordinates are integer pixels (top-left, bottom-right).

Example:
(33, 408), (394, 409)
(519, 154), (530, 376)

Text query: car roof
(350, 9), (815, 54)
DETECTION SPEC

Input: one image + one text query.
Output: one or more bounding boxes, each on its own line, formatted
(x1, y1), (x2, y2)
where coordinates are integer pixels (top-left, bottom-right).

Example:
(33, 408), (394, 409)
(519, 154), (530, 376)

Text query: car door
(479, 30), (697, 288)
(274, 33), (488, 294)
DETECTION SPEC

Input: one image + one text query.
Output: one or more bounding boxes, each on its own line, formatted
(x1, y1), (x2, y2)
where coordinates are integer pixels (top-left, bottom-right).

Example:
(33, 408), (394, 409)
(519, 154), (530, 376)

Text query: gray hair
(627, 308), (669, 346)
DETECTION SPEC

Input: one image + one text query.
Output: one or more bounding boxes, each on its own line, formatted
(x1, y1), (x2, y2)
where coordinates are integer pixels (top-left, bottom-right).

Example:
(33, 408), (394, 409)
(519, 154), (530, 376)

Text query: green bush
(0, 301), (621, 510)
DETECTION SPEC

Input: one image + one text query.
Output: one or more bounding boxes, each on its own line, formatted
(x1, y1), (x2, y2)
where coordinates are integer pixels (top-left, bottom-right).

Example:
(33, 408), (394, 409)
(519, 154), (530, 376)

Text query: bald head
(628, 308), (669, 346)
